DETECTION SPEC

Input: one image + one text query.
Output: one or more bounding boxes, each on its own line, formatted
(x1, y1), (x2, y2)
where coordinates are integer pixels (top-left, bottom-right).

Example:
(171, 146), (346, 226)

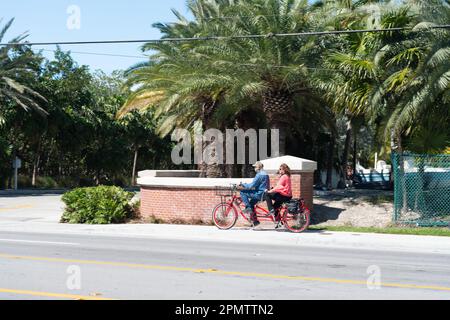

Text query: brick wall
(140, 172), (314, 225)
(140, 187), (220, 224)
(299, 172), (314, 209)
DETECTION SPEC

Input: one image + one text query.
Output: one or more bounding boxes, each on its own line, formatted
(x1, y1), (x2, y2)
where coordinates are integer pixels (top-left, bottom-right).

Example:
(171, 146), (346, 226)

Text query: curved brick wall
(139, 172), (313, 225)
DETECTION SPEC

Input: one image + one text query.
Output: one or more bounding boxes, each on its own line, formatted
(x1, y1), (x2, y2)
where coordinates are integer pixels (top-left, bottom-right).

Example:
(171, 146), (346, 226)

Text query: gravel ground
(311, 189), (394, 228)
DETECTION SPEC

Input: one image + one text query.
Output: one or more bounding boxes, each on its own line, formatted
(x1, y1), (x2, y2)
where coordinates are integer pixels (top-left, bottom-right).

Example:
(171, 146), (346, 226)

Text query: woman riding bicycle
(264, 163), (292, 222)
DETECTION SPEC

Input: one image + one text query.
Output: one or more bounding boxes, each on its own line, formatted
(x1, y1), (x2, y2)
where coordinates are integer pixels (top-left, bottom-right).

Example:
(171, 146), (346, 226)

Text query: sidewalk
(1, 193), (450, 255)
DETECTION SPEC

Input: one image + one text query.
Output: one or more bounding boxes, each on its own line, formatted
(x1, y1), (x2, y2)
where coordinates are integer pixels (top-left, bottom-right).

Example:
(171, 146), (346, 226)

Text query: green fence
(392, 153), (450, 226)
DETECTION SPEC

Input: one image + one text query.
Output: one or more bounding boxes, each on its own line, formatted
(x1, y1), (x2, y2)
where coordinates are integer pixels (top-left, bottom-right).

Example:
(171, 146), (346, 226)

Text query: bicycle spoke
(212, 203), (238, 230)
(283, 210), (310, 233)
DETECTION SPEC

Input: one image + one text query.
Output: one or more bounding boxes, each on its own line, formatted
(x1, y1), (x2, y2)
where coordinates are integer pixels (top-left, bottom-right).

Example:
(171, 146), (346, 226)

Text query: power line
(33, 48), (353, 72)
(1, 24), (449, 47)
(38, 48), (147, 59)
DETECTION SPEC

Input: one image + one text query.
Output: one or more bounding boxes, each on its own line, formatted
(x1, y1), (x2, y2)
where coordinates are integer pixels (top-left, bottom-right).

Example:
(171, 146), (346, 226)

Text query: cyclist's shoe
(275, 221), (283, 229)
(252, 220), (261, 228)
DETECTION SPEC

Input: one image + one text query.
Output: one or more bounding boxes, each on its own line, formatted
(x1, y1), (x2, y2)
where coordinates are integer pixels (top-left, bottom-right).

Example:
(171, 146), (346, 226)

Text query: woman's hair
(279, 163), (291, 176)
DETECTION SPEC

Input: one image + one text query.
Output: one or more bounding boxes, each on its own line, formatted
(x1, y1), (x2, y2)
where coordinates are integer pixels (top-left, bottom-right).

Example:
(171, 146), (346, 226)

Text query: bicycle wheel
(212, 203), (238, 230)
(283, 208), (311, 233)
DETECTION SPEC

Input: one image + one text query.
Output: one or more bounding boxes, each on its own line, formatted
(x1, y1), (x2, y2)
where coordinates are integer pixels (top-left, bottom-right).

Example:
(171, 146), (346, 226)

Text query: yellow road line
(1, 253), (450, 292)
(0, 205), (33, 212)
(0, 288), (114, 300)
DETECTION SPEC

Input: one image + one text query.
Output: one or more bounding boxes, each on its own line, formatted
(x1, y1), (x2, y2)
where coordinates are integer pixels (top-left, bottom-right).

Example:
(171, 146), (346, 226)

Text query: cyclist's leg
(272, 193), (282, 211)
(273, 193), (292, 209)
(240, 190), (252, 210)
(272, 193), (291, 221)
(249, 197), (259, 222)
(241, 191), (257, 222)
(264, 192), (275, 213)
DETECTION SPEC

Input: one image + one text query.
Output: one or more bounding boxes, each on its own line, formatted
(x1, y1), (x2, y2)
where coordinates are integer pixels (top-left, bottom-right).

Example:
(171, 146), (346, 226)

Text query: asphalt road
(1, 230), (450, 300)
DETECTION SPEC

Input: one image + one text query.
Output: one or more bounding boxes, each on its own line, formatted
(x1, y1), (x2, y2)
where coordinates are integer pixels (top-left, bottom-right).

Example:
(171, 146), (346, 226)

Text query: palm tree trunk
(339, 119), (353, 188)
(131, 148), (138, 186)
(263, 90), (293, 157)
(200, 136), (225, 178)
(32, 154), (41, 188)
(199, 100), (226, 178)
(391, 130), (408, 215)
(235, 109), (257, 177)
(326, 136), (335, 190)
(203, 135), (225, 178)
(352, 132), (357, 178)
(58, 152), (63, 181)
(397, 134), (408, 213)
(95, 169), (101, 186)
(32, 138), (42, 188)
(271, 123), (286, 156)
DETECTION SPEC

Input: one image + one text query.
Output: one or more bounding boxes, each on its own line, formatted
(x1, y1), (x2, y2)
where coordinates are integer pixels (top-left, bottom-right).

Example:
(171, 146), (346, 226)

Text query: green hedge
(61, 186), (135, 224)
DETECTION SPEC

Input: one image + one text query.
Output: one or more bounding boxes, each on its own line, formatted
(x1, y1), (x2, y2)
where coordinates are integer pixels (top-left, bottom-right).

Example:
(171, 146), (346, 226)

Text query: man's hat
(252, 161), (264, 168)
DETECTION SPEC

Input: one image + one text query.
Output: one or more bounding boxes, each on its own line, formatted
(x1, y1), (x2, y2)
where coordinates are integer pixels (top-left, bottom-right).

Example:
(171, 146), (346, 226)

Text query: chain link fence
(392, 153), (450, 226)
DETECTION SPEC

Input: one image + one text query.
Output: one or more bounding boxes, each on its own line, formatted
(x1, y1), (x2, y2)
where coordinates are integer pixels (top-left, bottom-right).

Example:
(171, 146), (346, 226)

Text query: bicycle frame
(224, 194), (284, 223)
(214, 184), (311, 232)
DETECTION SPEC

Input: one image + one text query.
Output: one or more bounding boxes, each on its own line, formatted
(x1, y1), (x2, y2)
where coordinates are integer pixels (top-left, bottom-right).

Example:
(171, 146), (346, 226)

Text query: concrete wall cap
(138, 170), (201, 178)
(138, 177), (253, 188)
(260, 155), (317, 172)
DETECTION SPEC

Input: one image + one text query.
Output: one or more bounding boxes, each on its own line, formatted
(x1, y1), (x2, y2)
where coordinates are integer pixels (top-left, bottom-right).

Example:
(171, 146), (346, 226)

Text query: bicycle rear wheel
(212, 203), (238, 230)
(283, 208), (310, 233)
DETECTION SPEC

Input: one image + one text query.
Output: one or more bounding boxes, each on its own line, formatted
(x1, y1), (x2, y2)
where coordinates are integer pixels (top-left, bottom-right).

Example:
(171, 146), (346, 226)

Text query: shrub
(57, 176), (80, 189)
(61, 186), (135, 224)
(18, 175), (32, 187)
(36, 176), (58, 189)
(16, 175), (59, 189)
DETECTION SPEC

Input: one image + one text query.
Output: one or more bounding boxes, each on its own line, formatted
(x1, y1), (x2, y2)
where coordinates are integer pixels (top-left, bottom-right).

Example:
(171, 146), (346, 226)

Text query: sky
(2, 0), (190, 73)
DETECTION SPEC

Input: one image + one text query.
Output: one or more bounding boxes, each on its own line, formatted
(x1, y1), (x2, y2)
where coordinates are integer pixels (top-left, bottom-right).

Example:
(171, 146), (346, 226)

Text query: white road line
(0, 239), (80, 246)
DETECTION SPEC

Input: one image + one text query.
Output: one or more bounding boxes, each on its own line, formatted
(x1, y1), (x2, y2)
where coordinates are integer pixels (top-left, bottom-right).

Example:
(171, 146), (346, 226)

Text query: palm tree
(0, 18), (47, 125)
(386, 1), (449, 146)
(189, 0), (322, 156)
(363, 0), (449, 157)
(354, 0), (450, 212)
(119, 2), (242, 177)
(121, 0), (352, 179)
(312, 1), (411, 185)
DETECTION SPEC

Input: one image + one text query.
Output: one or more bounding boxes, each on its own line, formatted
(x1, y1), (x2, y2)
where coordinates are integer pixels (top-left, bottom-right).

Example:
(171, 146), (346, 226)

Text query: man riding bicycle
(237, 161), (270, 227)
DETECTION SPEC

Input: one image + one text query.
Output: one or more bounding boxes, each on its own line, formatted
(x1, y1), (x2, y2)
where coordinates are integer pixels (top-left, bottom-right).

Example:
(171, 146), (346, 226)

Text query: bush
(16, 175), (59, 189)
(57, 176), (80, 189)
(61, 186), (135, 224)
(36, 176), (58, 189)
(18, 175), (32, 187)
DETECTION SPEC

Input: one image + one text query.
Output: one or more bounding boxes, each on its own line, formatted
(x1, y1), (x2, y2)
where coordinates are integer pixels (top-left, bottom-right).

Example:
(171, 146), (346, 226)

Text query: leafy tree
(1, 46), (173, 189)
(369, 0), (450, 154)
(122, 0), (333, 179)
(183, 0), (323, 156)
(0, 18), (47, 125)
(314, 1), (415, 185)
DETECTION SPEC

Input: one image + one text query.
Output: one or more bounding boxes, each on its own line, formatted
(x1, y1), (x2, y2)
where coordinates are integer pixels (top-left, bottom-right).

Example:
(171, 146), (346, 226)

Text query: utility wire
(1, 24), (450, 46)
(36, 48), (345, 72)
(39, 48), (148, 59)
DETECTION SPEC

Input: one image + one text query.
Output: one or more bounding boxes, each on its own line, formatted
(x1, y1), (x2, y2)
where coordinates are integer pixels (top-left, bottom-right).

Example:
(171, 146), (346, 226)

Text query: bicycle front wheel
(283, 208), (311, 233)
(212, 203), (238, 230)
